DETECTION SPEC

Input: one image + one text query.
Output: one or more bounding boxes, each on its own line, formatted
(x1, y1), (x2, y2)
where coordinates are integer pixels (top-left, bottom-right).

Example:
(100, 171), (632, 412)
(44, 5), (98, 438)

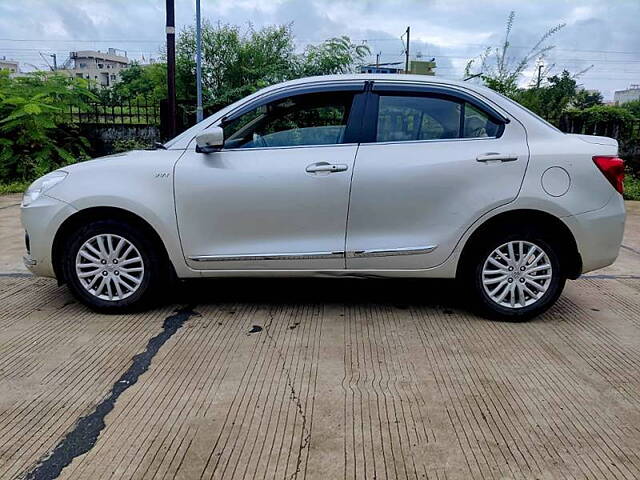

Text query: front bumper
(563, 192), (626, 274)
(21, 194), (77, 278)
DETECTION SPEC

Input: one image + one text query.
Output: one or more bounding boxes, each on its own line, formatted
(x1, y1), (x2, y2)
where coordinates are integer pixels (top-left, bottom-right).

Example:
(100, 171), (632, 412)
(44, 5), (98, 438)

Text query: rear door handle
(476, 153), (518, 163)
(305, 162), (349, 174)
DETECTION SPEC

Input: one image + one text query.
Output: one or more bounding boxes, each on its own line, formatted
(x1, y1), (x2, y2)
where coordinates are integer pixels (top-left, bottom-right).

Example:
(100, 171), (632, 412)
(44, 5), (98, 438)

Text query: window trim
(218, 84), (366, 151)
(364, 84), (507, 144)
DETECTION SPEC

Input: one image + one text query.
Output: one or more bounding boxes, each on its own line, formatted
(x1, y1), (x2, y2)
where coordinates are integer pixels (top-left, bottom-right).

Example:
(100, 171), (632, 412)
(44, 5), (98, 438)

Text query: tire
(462, 228), (566, 321)
(61, 219), (169, 312)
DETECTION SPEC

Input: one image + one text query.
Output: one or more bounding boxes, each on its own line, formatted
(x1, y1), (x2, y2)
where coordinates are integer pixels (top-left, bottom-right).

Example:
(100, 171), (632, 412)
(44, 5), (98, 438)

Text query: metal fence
(68, 99), (160, 126)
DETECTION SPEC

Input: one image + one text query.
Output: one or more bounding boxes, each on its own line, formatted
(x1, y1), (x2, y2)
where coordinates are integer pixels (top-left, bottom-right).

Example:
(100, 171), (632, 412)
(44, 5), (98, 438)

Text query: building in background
(359, 62), (404, 74)
(0, 57), (21, 77)
(408, 59), (436, 76)
(614, 85), (640, 104)
(61, 48), (129, 87)
(359, 59), (437, 75)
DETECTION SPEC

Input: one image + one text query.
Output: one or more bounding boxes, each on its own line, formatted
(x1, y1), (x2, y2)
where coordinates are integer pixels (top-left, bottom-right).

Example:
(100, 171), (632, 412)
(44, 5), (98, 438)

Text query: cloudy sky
(1, 0), (639, 100)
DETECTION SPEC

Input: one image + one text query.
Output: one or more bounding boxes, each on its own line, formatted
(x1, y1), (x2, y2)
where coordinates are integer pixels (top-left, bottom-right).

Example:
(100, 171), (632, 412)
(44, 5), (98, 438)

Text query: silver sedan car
(21, 74), (625, 320)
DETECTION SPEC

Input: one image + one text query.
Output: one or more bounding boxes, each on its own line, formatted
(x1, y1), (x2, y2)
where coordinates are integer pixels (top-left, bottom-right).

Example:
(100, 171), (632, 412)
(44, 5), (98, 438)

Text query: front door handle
(476, 152), (518, 163)
(305, 162), (349, 174)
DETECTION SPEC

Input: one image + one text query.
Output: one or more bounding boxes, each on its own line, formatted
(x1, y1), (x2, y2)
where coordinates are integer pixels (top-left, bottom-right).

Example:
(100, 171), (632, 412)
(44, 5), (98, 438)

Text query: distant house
(359, 63), (404, 74)
(0, 57), (21, 77)
(61, 48), (129, 87)
(614, 85), (640, 105)
(409, 60), (436, 76)
(359, 59), (437, 76)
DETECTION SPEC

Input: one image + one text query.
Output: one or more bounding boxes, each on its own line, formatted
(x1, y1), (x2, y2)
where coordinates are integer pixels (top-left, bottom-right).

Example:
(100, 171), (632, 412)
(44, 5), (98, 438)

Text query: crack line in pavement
(0, 272), (32, 278)
(22, 305), (199, 480)
(261, 317), (311, 480)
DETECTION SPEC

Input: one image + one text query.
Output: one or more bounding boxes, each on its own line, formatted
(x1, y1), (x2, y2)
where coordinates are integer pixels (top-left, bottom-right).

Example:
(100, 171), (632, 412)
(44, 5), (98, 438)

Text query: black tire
(461, 228), (566, 321)
(61, 219), (169, 312)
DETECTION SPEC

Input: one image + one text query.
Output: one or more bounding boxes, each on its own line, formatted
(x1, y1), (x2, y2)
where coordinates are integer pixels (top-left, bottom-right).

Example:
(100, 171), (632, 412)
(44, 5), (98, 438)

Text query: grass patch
(625, 175), (640, 201)
(0, 181), (29, 195)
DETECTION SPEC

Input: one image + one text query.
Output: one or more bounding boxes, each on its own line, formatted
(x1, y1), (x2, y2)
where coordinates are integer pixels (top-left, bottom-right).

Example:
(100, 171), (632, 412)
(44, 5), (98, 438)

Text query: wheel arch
(52, 206), (175, 284)
(456, 209), (582, 280)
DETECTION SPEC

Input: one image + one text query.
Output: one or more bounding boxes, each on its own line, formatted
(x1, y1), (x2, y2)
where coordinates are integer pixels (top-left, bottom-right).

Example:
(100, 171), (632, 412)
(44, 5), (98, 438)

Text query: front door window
(223, 91), (356, 149)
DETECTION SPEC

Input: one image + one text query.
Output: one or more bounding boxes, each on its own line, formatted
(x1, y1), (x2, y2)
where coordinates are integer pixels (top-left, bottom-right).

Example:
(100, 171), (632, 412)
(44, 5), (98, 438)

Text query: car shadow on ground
(172, 277), (466, 313)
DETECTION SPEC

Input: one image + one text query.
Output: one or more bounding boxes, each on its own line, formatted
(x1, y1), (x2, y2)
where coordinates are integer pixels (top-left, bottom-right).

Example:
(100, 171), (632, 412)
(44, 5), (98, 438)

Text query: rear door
(346, 83), (529, 269)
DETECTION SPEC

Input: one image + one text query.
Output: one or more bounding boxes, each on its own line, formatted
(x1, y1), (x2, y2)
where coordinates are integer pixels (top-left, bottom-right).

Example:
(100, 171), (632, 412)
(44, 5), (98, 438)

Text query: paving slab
(0, 276), (638, 479)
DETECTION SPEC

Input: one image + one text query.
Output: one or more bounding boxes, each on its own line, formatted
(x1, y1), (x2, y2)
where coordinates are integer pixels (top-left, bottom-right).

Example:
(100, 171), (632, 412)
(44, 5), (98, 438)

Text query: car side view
(21, 74), (626, 320)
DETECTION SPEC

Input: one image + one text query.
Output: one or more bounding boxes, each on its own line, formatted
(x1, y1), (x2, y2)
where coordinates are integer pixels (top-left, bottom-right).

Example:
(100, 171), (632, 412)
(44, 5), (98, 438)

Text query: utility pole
(195, 0), (203, 123)
(536, 64), (543, 88)
(50, 53), (57, 70)
(404, 26), (410, 74)
(376, 52), (380, 68)
(166, 0), (177, 138)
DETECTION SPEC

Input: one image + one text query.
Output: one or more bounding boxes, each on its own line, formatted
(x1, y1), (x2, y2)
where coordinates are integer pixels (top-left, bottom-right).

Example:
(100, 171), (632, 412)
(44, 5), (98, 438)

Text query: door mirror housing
(195, 127), (224, 153)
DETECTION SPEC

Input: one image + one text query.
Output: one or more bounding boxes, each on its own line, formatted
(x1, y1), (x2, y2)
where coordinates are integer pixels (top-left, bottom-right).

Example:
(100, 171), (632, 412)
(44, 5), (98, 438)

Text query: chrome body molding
(348, 245), (438, 258)
(188, 245), (438, 262)
(189, 251), (345, 262)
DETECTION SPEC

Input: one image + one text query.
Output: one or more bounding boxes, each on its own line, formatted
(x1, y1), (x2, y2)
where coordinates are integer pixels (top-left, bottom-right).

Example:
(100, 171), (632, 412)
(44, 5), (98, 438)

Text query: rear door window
(375, 93), (502, 143)
(376, 95), (462, 142)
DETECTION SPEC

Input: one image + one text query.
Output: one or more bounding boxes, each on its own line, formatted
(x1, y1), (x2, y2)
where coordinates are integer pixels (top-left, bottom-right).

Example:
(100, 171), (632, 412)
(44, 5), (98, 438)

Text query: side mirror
(195, 127), (224, 154)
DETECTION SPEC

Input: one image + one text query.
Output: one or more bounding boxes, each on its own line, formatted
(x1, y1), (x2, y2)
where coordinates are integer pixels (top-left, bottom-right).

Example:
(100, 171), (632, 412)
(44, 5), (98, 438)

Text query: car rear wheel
(463, 231), (565, 321)
(62, 219), (167, 312)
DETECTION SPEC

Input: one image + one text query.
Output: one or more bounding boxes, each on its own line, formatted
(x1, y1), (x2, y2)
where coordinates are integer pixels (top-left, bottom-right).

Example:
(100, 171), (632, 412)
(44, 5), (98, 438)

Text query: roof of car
(262, 73), (489, 94)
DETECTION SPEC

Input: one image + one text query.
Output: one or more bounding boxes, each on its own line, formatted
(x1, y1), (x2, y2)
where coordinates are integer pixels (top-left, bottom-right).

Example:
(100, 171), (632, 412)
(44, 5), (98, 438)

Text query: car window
(223, 91), (355, 149)
(377, 95), (462, 142)
(376, 94), (502, 143)
(464, 103), (500, 138)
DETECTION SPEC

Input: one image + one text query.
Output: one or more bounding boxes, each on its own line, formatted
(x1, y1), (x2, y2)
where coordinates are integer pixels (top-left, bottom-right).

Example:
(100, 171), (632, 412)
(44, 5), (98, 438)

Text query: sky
(1, 0), (639, 100)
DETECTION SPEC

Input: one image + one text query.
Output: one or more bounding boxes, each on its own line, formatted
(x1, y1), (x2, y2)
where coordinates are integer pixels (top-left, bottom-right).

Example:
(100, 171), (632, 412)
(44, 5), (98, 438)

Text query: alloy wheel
(75, 234), (145, 301)
(481, 240), (553, 309)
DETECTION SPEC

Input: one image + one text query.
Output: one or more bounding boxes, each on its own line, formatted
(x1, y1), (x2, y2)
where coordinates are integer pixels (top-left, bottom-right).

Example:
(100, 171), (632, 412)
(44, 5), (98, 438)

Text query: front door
(175, 87), (362, 270)
(346, 84), (529, 270)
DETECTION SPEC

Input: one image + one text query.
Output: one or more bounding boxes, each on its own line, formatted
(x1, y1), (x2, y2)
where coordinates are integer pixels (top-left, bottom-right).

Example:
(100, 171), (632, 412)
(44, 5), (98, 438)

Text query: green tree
(621, 99), (640, 118)
(464, 11), (565, 96)
(111, 62), (167, 102)
(112, 22), (370, 116)
(512, 70), (578, 120)
(176, 22), (299, 112)
(572, 89), (603, 110)
(0, 71), (94, 182)
(299, 36), (370, 76)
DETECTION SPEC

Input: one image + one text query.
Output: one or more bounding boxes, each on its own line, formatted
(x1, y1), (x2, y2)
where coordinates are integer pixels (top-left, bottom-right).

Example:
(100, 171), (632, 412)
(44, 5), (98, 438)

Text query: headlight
(22, 171), (68, 207)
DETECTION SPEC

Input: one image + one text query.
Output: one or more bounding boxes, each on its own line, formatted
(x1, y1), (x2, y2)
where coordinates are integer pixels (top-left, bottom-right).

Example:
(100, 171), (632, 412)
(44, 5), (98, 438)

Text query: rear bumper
(564, 193), (626, 274)
(21, 195), (77, 278)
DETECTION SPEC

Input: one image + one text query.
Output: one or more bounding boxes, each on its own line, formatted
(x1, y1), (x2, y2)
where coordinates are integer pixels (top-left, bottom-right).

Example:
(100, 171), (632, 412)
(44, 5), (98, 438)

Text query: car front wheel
(61, 219), (167, 312)
(465, 233), (565, 321)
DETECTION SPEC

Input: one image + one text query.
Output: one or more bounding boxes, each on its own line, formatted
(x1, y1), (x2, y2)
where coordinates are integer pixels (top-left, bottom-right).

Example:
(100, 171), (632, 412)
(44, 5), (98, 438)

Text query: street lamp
(196, 0), (203, 123)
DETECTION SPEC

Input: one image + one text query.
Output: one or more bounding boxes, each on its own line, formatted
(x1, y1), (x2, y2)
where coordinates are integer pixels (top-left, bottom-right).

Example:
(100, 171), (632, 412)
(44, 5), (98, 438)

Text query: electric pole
(376, 52), (380, 68)
(404, 26), (410, 74)
(195, 0), (203, 123)
(50, 53), (57, 70)
(166, 0), (177, 138)
(536, 64), (543, 88)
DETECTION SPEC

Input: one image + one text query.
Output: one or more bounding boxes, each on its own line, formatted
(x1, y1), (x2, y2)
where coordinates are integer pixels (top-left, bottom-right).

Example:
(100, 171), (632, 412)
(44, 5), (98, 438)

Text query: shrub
(0, 71), (95, 183)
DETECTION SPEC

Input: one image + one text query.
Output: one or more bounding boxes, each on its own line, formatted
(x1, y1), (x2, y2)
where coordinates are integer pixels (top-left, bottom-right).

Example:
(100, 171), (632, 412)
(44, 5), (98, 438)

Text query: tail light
(593, 156), (624, 194)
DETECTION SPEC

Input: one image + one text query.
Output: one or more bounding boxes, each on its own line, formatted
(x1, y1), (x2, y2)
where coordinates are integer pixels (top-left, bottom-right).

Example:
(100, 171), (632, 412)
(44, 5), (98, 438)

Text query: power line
(2, 36), (639, 56)
(0, 37), (162, 44)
